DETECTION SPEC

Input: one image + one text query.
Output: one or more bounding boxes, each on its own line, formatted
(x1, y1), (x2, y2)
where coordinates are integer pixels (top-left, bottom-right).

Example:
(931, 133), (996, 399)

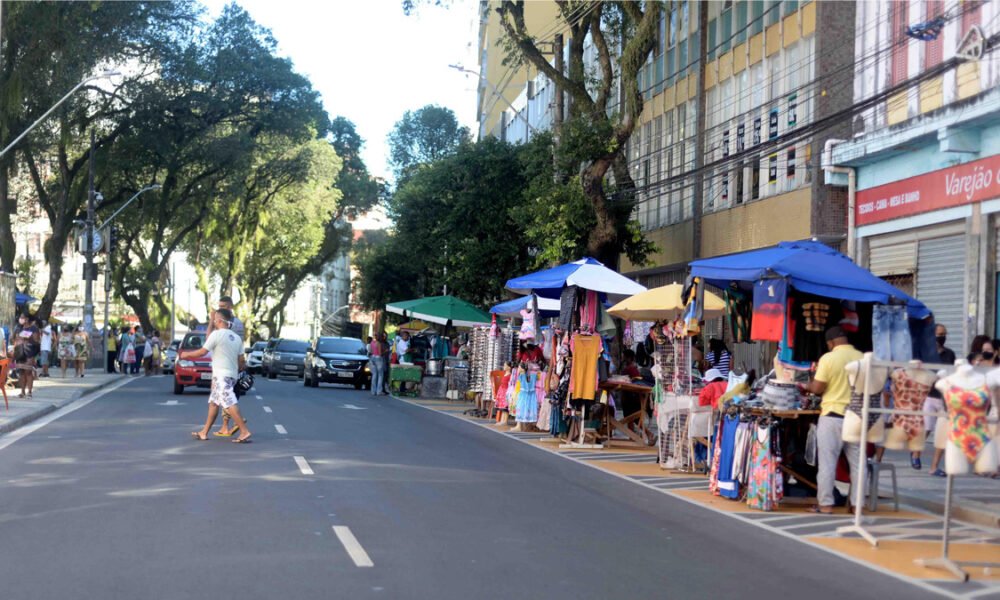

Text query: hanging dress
(746, 424), (783, 511)
(515, 371), (539, 423)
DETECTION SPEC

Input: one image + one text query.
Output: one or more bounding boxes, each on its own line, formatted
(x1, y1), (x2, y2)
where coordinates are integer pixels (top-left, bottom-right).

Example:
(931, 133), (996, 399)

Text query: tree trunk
(36, 226), (69, 322)
(581, 159), (618, 267)
(0, 164), (15, 272)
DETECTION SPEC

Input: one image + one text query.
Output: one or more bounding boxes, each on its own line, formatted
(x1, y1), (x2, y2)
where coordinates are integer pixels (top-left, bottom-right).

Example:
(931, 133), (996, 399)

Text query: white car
(246, 341), (266, 374)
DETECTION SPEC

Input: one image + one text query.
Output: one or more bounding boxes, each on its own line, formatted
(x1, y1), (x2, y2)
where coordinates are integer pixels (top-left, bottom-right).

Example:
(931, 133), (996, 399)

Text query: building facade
(622, 0), (855, 291)
(828, 0), (997, 353)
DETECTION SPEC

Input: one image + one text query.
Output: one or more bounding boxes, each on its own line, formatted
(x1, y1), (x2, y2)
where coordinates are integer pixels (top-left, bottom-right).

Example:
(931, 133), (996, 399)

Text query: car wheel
(354, 381), (363, 390)
(173, 382), (184, 395)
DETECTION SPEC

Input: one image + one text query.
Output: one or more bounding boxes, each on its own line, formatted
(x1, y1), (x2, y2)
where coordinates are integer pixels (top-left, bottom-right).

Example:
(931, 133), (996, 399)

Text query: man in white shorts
(184, 308), (252, 443)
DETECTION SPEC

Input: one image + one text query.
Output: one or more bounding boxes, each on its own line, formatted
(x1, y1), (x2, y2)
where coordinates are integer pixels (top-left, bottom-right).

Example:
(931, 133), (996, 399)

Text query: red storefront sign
(855, 153), (1000, 225)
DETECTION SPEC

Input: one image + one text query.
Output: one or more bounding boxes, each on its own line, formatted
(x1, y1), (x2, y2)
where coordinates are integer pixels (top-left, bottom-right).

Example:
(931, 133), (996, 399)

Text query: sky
(202, 0), (481, 228)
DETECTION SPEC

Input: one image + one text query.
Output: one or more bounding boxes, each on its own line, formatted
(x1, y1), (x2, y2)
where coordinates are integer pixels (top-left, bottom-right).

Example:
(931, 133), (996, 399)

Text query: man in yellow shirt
(803, 326), (863, 514)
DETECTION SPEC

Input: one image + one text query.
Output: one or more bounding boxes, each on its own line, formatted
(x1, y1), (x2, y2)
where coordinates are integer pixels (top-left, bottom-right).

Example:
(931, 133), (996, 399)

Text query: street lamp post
(96, 184), (161, 371)
(0, 70), (121, 160)
(448, 64), (534, 134)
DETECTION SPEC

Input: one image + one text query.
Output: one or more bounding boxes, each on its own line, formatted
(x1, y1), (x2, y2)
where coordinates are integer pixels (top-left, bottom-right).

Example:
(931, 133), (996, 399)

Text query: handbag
(234, 371), (255, 397)
(124, 344), (136, 364)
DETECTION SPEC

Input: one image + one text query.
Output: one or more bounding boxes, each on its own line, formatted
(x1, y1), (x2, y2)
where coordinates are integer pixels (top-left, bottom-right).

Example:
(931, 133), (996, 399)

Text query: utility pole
(102, 227), (112, 372)
(553, 33), (564, 184)
(170, 261), (176, 343)
(84, 129), (96, 334)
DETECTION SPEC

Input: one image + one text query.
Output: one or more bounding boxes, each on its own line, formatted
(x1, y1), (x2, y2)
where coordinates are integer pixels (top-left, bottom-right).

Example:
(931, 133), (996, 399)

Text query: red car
(173, 329), (213, 394)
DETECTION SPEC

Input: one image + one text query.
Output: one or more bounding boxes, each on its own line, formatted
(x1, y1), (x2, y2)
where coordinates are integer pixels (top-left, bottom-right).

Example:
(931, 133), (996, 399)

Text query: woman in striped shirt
(708, 338), (731, 378)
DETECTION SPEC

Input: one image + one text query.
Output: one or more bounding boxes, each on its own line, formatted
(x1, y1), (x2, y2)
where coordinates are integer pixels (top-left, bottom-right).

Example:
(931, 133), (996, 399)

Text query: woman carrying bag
(57, 325), (77, 378)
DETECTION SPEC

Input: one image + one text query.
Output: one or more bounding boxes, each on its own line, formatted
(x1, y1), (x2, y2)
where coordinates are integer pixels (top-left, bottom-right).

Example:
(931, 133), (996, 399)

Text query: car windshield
(182, 334), (205, 350)
(252, 342), (266, 351)
(317, 339), (365, 354)
(276, 340), (309, 353)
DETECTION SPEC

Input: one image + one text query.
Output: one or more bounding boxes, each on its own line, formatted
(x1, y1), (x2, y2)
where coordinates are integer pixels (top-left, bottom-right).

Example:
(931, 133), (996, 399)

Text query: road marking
(341, 404), (366, 410)
(262, 406), (273, 413)
(293, 456), (314, 475)
(156, 400), (182, 406)
(255, 395), (263, 400)
(274, 424), (287, 434)
(0, 378), (135, 452)
(332, 526), (374, 567)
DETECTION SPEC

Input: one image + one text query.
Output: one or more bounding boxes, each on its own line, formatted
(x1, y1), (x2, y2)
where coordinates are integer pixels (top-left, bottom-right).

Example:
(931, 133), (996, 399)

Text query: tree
(99, 4), (329, 332)
(496, 1), (660, 267)
(386, 105), (469, 182)
(0, 1), (200, 321)
(358, 136), (544, 309)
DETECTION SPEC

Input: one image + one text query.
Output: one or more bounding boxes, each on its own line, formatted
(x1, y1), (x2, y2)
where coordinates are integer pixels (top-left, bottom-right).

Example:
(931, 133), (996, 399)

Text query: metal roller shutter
(869, 240), (916, 276)
(917, 235), (966, 348)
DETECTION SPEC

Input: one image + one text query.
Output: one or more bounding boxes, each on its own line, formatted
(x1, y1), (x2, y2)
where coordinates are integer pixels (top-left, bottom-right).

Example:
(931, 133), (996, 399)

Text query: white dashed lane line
(274, 424), (287, 435)
(293, 456), (314, 475)
(332, 526), (374, 567)
(263, 406), (272, 413)
(255, 395), (263, 400)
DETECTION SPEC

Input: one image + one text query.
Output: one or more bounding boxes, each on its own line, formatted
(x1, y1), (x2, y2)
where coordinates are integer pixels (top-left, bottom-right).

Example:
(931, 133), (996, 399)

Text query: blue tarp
(15, 292), (36, 305)
(489, 295), (560, 318)
(689, 240), (931, 319)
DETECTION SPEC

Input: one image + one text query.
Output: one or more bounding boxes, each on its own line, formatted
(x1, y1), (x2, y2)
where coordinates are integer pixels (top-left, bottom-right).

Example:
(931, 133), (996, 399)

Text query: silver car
(264, 339), (309, 379)
(162, 340), (180, 374)
(246, 341), (266, 374)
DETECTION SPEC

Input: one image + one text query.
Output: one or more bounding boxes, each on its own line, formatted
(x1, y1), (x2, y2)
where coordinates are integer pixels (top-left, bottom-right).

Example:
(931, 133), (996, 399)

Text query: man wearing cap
(803, 326), (863, 514)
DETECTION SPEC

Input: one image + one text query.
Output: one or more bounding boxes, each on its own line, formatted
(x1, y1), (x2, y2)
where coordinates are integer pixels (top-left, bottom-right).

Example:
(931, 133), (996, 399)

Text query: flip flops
(232, 436), (252, 444)
(807, 505), (834, 515)
(190, 432), (209, 441)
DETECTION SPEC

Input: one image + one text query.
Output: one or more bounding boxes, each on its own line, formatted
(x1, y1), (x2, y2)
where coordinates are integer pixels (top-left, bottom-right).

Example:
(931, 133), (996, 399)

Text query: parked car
(162, 339), (180, 374)
(264, 338), (309, 379)
(246, 341), (266, 374)
(173, 331), (211, 394)
(303, 336), (371, 389)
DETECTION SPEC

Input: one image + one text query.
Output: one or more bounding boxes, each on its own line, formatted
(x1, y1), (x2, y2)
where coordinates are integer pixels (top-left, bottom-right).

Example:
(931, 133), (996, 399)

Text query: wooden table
(600, 380), (655, 446)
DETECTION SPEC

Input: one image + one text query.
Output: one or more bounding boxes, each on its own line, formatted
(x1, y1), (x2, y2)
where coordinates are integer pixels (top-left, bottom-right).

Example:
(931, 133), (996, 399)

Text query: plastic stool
(867, 459), (899, 512)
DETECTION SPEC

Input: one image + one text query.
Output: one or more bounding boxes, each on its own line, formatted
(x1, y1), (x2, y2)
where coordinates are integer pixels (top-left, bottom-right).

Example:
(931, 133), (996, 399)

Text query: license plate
(337, 371), (353, 378)
(200, 372), (212, 380)
(283, 364), (297, 370)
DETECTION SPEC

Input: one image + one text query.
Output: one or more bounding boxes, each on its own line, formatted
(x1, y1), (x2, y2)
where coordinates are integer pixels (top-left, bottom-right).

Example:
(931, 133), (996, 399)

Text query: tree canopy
(386, 104), (469, 183)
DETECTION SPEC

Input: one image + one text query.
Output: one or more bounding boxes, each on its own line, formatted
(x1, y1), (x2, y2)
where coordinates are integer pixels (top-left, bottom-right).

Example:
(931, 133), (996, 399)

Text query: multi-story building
(623, 1), (855, 292)
(827, 0), (997, 352)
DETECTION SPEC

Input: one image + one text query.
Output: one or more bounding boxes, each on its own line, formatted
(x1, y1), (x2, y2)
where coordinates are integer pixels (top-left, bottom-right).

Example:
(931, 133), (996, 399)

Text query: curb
(0, 376), (125, 436)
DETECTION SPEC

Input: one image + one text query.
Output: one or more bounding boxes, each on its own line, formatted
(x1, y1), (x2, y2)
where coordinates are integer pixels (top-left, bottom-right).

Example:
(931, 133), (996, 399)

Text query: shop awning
(689, 240), (930, 318)
(505, 257), (646, 301)
(489, 295), (560, 318)
(608, 283), (726, 321)
(385, 295), (492, 328)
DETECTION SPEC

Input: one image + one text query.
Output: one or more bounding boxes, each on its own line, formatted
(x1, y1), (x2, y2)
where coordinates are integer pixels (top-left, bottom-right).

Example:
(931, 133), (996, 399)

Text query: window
(924, 0), (944, 69)
(679, 39), (688, 77)
(751, 157), (761, 199)
(719, 3), (733, 54)
(782, 0), (798, 17)
(766, 0), (781, 26)
(735, 1), (748, 45)
(768, 154), (778, 184)
(736, 163), (746, 204)
(890, 0), (909, 86)
(669, 8), (678, 47)
(750, 0), (764, 36)
(962, 0), (983, 32)
(708, 18), (717, 58)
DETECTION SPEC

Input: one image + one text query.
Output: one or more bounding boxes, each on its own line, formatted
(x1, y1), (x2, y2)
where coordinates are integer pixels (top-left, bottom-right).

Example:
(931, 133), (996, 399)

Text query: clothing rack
(836, 357), (1000, 582)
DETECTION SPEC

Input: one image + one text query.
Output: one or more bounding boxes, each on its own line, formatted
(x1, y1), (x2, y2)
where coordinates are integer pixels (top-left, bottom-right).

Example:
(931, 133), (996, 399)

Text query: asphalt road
(0, 374), (942, 600)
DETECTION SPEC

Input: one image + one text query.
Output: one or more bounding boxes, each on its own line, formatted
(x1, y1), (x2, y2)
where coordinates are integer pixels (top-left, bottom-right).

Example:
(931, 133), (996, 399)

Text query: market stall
(385, 295), (491, 398)
(608, 284), (726, 455)
(501, 258), (646, 447)
(684, 239), (933, 512)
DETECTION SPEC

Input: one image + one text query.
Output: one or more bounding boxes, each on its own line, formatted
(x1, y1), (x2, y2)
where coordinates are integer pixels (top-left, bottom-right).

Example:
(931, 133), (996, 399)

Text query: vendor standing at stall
(802, 326), (863, 514)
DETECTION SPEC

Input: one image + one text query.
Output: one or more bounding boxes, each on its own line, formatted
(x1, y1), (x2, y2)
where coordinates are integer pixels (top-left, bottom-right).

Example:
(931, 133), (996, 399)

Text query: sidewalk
(0, 369), (126, 435)
(882, 447), (1000, 529)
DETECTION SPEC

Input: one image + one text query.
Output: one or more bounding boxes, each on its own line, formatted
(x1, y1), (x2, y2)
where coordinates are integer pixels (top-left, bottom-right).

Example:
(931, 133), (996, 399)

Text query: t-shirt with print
(814, 343), (863, 416)
(203, 328), (243, 379)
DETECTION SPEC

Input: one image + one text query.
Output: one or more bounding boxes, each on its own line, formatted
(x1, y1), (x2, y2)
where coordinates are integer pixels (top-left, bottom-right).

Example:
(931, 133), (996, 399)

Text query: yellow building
(475, 0), (561, 139)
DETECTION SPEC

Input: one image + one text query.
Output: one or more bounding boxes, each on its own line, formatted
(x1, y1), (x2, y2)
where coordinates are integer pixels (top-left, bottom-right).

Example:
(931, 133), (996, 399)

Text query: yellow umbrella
(607, 283), (726, 321)
(398, 319), (433, 332)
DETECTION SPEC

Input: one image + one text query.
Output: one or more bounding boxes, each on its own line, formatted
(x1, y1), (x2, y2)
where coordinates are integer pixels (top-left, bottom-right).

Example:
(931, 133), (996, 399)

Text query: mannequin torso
(938, 361), (997, 474)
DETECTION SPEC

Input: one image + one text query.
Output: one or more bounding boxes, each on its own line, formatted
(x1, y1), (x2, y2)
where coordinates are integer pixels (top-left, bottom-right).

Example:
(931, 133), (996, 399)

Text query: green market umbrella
(385, 295), (492, 328)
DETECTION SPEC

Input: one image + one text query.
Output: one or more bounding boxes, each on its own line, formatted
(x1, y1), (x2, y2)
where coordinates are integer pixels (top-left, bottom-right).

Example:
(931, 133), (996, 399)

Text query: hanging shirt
(751, 279), (787, 342)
